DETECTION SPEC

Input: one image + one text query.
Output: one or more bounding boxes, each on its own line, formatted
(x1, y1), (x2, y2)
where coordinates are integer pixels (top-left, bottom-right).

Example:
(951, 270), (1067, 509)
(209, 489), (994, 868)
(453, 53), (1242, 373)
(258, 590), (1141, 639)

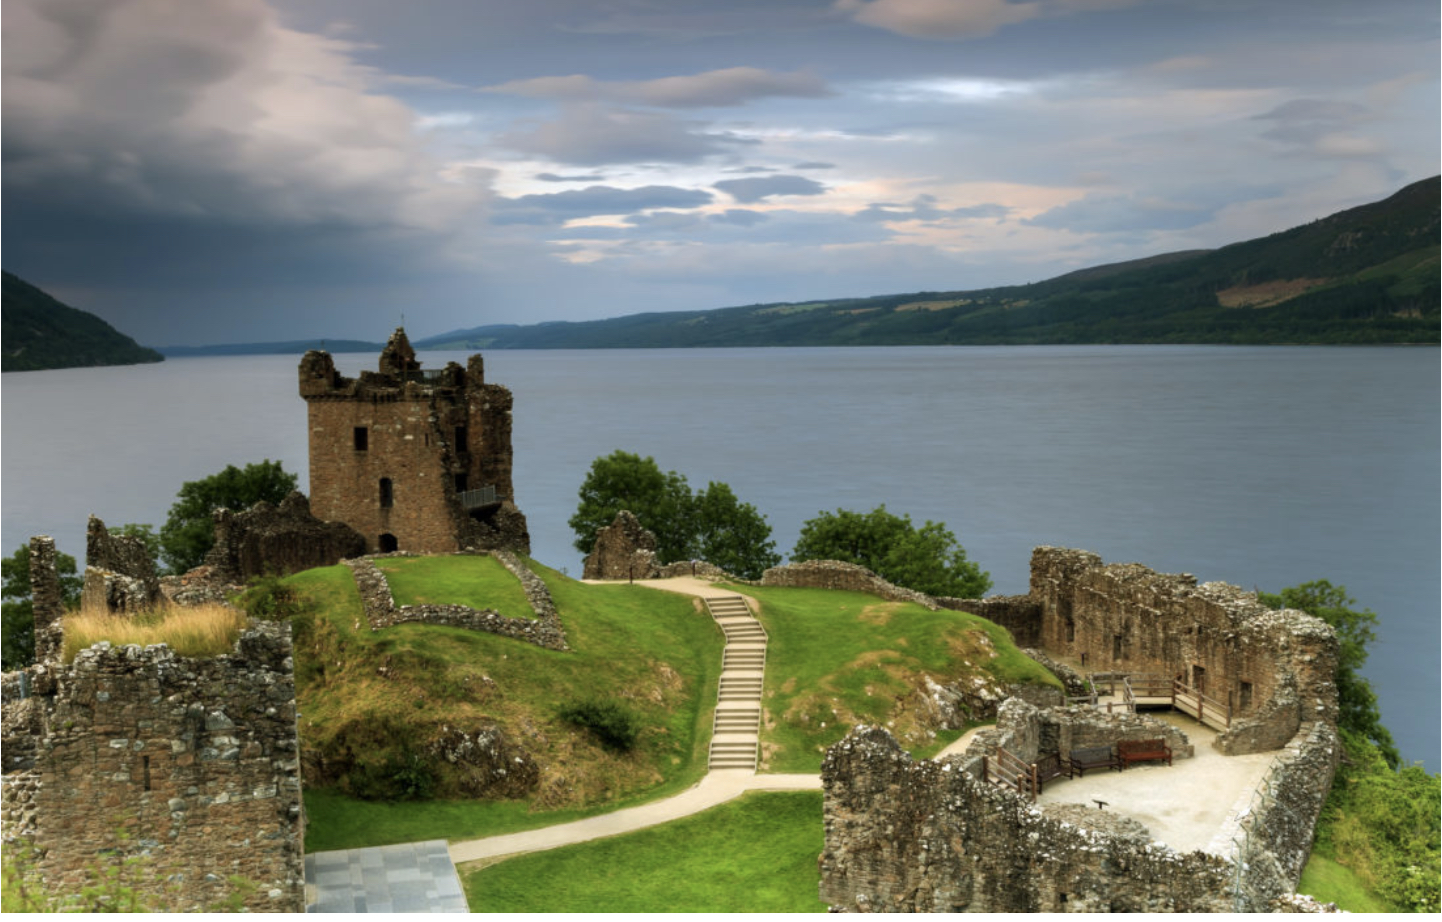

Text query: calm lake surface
(3, 346), (1437, 768)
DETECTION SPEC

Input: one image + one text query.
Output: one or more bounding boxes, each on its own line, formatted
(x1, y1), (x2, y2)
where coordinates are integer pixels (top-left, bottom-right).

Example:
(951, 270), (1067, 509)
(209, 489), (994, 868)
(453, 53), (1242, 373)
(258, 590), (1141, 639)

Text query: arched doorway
(378, 533), (398, 553)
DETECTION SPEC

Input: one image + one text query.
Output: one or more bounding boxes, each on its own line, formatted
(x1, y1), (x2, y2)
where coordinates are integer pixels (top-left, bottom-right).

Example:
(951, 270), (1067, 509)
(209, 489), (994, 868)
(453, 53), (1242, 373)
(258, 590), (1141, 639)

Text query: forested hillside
(2, 272), (163, 372)
(421, 177), (1439, 349)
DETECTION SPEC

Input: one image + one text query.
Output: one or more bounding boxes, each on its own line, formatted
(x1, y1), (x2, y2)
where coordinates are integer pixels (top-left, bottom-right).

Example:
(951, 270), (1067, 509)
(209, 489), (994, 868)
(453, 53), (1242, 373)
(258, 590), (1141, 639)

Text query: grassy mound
(377, 555), (535, 618)
(731, 584), (1061, 772)
(284, 560), (722, 849)
(461, 791), (827, 912)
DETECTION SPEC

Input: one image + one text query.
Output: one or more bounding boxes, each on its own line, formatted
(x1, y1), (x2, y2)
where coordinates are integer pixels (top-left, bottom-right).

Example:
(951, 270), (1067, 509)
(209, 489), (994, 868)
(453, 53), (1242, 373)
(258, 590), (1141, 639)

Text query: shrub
(559, 698), (643, 752)
(62, 603), (248, 662)
(348, 750), (436, 802)
(238, 573), (308, 621)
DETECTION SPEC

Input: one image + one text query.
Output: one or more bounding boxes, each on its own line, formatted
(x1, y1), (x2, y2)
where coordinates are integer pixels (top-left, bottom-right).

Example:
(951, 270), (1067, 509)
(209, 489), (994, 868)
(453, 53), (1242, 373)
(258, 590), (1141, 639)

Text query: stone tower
(298, 329), (530, 555)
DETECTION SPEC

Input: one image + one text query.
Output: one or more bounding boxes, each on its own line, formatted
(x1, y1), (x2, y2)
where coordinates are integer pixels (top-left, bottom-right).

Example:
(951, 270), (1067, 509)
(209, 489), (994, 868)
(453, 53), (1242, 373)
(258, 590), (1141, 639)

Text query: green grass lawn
(377, 554), (535, 618)
(1299, 854), (1398, 912)
(289, 560), (722, 850)
(461, 791), (827, 912)
(729, 584), (1059, 772)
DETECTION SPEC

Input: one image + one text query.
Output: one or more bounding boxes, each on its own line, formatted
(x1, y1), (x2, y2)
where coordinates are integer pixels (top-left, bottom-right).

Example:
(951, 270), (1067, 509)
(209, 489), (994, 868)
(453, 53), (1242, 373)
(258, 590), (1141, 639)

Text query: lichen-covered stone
(204, 491), (366, 582)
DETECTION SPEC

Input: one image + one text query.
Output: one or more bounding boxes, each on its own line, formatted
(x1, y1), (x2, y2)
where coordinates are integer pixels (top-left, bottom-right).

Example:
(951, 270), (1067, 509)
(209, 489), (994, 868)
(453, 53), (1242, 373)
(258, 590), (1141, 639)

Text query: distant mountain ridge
(2, 272), (164, 372)
(419, 176), (1437, 349)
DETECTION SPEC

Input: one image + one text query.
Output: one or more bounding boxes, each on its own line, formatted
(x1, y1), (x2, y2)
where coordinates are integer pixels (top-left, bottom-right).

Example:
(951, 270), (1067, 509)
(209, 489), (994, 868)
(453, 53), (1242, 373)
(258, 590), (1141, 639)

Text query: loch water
(3, 345), (1437, 769)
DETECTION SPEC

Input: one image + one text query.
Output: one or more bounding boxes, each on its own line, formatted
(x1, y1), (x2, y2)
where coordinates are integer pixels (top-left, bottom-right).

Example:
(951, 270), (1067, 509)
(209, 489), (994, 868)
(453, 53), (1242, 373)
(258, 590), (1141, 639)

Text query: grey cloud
(536, 172), (609, 182)
(723, 166), (779, 173)
(494, 184), (714, 224)
(1252, 98), (1380, 158)
(482, 67), (834, 108)
(710, 210), (771, 226)
(498, 104), (756, 165)
(792, 161), (837, 170)
(714, 175), (828, 203)
(855, 194), (1011, 222)
(838, 0), (1142, 40)
(1024, 192), (1214, 233)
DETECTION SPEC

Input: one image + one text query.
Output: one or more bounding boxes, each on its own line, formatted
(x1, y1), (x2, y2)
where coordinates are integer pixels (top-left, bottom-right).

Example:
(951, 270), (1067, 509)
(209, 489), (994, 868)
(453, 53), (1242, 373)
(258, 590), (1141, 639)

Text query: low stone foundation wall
(760, 560), (938, 610)
(347, 552), (567, 651)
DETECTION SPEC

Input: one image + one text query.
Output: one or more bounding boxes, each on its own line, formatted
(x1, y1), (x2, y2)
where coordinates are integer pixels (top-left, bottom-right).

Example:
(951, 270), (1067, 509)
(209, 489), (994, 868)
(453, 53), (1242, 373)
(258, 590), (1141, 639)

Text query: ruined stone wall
(1028, 547), (1339, 755)
(83, 515), (162, 613)
(204, 492), (366, 582)
(347, 553), (567, 651)
(760, 560), (938, 610)
(28, 536), (65, 663)
(300, 330), (528, 556)
(819, 726), (1240, 912)
(25, 624), (304, 912)
(936, 594), (1042, 647)
(583, 510), (660, 580)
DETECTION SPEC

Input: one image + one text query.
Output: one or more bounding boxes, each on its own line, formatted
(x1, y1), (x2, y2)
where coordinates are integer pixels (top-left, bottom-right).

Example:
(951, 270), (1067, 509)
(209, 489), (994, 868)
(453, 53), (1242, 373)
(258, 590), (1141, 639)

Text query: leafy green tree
(159, 460), (297, 574)
(569, 452), (780, 577)
(692, 481), (780, 580)
(569, 451), (697, 563)
(791, 505), (991, 599)
(1258, 580), (1398, 767)
(1, 543), (82, 670)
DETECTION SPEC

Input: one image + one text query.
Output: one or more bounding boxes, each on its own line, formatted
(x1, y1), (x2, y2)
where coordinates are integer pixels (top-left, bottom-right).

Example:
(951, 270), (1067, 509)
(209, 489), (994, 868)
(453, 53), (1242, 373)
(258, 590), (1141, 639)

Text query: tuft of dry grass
(62, 603), (249, 662)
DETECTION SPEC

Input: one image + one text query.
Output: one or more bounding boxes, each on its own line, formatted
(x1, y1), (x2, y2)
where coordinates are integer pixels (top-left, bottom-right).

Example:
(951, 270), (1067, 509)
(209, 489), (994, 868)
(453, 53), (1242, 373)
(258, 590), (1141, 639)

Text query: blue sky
(3, 0), (1437, 345)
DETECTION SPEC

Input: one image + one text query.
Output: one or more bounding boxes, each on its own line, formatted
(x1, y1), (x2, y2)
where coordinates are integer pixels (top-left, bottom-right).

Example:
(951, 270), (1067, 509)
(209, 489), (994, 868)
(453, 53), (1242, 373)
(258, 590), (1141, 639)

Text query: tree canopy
(159, 460), (297, 574)
(1258, 579), (1398, 768)
(791, 505), (991, 599)
(569, 451), (779, 579)
(1, 542), (82, 670)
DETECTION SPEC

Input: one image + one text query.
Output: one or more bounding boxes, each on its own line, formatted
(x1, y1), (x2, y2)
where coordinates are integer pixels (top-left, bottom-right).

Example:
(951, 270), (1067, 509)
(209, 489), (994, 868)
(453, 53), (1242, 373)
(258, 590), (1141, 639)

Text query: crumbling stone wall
(583, 510), (660, 580)
(16, 624), (304, 912)
(820, 726), (1240, 912)
(760, 560), (939, 610)
(1027, 547), (1339, 755)
(347, 553), (567, 651)
(28, 536), (66, 663)
(937, 594), (1042, 647)
(82, 515), (162, 614)
(300, 328), (528, 556)
(204, 491), (366, 582)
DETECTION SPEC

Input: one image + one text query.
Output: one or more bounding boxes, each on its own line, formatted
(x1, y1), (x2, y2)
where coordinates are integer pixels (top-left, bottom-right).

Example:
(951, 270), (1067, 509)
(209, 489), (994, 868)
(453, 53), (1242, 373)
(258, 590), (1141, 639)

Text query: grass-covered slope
(2, 271), (164, 371)
(461, 791), (827, 912)
(735, 584), (1062, 772)
(285, 561), (722, 849)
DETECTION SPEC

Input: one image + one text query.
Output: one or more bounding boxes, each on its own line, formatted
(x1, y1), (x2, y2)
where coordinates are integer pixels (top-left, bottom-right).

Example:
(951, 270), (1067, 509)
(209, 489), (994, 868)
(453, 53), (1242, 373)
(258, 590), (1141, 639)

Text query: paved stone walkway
(306, 840), (467, 913)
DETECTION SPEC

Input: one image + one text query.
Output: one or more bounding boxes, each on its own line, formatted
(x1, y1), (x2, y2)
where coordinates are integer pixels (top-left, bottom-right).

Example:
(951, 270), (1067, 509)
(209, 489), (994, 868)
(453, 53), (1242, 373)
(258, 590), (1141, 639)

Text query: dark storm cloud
(2, 0), (487, 341)
(493, 185), (715, 225)
(714, 175), (828, 204)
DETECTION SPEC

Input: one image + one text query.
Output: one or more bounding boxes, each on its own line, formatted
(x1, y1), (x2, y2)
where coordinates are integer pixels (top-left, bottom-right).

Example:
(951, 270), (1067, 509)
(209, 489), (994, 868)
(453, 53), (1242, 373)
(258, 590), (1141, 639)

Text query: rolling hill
(419, 176), (1438, 349)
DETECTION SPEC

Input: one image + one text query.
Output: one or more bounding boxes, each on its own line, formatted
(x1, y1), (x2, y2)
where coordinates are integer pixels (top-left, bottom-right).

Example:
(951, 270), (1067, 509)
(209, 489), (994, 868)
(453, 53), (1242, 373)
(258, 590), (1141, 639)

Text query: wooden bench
(1068, 745), (1121, 776)
(1118, 738), (1172, 769)
(1034, 752), (1072, 792)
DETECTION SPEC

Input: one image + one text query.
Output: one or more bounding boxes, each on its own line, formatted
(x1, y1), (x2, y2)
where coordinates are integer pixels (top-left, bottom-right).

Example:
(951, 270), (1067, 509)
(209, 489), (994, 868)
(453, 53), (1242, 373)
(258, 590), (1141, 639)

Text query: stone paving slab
(307, 840), (468, 913)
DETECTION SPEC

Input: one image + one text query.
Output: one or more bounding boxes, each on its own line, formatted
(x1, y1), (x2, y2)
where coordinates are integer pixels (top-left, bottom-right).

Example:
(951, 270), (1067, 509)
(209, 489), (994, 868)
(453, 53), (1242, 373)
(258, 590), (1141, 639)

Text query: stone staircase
(705, 594), (766, 771)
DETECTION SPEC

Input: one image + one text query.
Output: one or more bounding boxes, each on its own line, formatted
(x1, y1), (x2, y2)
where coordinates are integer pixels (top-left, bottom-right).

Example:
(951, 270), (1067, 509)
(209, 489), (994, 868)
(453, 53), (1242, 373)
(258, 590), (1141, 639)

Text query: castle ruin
(299, 329), (529, 556)
(818, 547), (1341, 912)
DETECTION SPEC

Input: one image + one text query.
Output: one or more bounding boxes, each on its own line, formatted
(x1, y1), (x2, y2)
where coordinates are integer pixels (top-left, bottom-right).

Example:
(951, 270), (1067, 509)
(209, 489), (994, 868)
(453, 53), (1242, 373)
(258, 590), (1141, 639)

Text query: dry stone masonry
(760, 559), (940, 609)
(82, 515), (162, 613)
(204, 491), (366, 583)
(346, 551), (567, 651)
(819, 547), (1341, 913)
(583, 510), (661, 580)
